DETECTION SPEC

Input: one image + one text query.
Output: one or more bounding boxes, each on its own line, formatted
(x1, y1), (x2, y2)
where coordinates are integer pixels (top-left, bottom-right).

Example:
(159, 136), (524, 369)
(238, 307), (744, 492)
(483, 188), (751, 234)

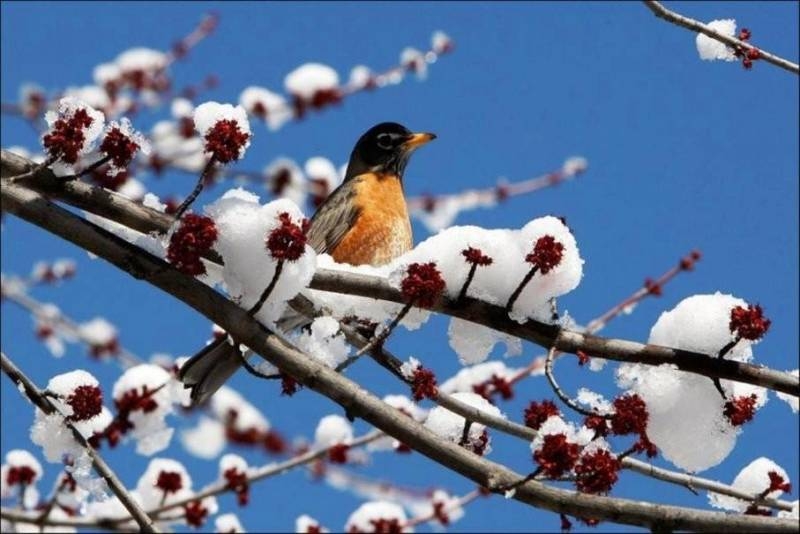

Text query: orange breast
(331, 173), (412, 266)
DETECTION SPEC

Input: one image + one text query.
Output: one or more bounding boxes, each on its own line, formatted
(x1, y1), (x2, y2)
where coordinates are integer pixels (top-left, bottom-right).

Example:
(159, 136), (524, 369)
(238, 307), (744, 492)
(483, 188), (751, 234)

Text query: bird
(179, 122), (436, 405)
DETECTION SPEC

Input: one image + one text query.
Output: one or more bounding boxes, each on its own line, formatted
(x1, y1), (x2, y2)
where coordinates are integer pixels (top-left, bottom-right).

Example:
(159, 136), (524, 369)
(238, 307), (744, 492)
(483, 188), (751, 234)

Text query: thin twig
(544, 344), (607, 418)
(7, 156), (56, 183)
(247, 260), (284, 316)
(643, 0), (799, 74)
(0, 352), (159, 533)
(173, 155), (217, 220)
(505, 265), (538, 313)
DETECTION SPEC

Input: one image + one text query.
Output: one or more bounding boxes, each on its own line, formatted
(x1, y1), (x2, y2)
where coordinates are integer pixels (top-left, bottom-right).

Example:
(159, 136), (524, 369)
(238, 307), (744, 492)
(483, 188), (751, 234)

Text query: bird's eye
(376, 133), (394, 150)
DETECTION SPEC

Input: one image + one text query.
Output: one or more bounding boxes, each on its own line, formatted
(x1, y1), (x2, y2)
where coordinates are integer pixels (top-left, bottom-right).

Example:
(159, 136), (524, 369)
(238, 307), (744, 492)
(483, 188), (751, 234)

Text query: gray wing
(307, 179), (360, 254)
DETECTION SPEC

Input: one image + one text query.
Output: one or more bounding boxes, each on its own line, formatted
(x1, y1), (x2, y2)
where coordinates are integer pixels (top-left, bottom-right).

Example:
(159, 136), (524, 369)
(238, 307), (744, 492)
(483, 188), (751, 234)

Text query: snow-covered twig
(0, 352), (159, 533)
(643, 0), (799, 74)
(2, 149), (796, 398)
(3, 182), (798, 531)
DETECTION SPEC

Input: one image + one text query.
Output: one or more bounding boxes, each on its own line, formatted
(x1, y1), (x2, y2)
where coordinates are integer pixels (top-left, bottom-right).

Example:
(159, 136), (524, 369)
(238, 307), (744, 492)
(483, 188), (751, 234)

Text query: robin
(180, 122), (436, 404)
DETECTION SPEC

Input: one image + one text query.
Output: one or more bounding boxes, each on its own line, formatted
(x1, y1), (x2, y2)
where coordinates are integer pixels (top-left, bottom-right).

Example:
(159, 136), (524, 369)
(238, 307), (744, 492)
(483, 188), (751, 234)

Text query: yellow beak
(402, 132), (437, 149)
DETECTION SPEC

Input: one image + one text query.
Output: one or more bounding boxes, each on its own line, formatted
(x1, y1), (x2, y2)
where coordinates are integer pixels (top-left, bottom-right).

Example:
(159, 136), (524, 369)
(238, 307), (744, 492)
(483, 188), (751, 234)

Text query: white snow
(217, 513), (246, 532)
(293, 316), (351, 369)
(181, 416), (226, 459)
(348, 65), (373, 89)
(439, 361), (519, 394)
(777, 369), (799, 413)
(239, 86), (292, 131)
(205, 189), (316, 326)
(447, 317), (522, 365)
(314, 414), (354, 447)
(209, 385), (271, 434)
(696, 19), (738, 61)
(264, 157), (307, 207)
(296, 514), (326, 533)
(424, 392), (503, 455)
(617, 293), (768, 472)
(431, 31), (453, 54)
(284, 63), (340, 99)
(112, 364), (176, 455)
(345, 501), (409, 533)
(709, 457), (791, 512)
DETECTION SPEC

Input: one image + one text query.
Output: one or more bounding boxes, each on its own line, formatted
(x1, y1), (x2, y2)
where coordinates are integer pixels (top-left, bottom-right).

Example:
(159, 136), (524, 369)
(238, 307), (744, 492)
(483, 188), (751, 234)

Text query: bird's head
(345, 122), (436, 181)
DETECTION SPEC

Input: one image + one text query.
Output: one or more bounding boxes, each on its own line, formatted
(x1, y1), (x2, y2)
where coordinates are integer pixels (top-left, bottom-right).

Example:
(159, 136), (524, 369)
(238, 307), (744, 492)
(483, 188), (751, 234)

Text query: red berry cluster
(90, 385), (161, 448)
(327, 443), (350, 464)
(365, 517), (403, 534)
(467, 429), (490, 456)
(462, 246), (493, 266)
(280, 372), (301, 396)
(432, 500), (450, 526)
(523, 400), (560, 430)
(534, 433), (581, 478)
(644, 278), (662, 296)
(99, 126), (142, 169)
(292, 89), (342, 120)
(167, 214), (218, 276)
(204, 119), (250, 163)
(610, 394), (657, 458)
(89, 337), (120, 359)
(473, 374), (513, 401)
(42, 108), (95, 164)
(679, 249), (702, 271)
(155, 470), (184, 494)
(33, 261), (76, 283)
(5, 465), (37, 486)
(401, 262), (446, 308)
(410, 366), (438, 401)
(183, 500), (210, 528)
(732, 28), (761, 69)
(91, 167), (129, 191)
(223, 409), (287, 454)
(526, 235), (565, 274)
(768, 470), (792, 493)
(574, 449), (621, 494)
(723, 394), (758, 426)
(65, 384), (104, 422)
(223, 466), (250, 506)
(266, 212), (309, 261)
(729, 304), (771, 341)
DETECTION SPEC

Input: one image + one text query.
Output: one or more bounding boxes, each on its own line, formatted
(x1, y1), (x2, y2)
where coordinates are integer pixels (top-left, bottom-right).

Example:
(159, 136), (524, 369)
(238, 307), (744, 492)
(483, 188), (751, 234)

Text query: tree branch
(643, 0), (799, 74)
(0, 351), (159, 533)
(2, 148), (796, 398)
(2, 181), (796, 532)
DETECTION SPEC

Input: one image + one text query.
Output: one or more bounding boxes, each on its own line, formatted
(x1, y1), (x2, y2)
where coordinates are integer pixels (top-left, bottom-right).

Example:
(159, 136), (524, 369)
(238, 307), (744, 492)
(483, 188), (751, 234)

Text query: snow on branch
(0, 352), (159, 533)
(643, 0), (799, 74)
(1, 181), (797, 532)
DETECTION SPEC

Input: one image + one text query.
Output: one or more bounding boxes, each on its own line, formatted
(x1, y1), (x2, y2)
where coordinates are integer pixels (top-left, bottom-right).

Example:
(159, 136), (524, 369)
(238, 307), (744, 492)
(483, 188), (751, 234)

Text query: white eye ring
(376, 133), (394, 150)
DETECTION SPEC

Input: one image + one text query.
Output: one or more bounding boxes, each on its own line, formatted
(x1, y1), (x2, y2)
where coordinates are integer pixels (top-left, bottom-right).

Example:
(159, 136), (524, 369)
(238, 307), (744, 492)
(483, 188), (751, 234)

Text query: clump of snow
(388, 216), (582, 324)
(401, 47), (428, 79)
(115, 48), (167, 74)
(217, 513), (246, 532)
(149, 119), (206, 173)
(696, 19), (738, 61)
(345, 501), (409, 533)
(439, 361), (520, 395)
(314, 415), (354, 448)
(43, 97), (106, 176)
(348, 65), (373, 89)
(777, 370), (799, 413)
(431, 31), (453, 54)
(424, 392), (503, 455)
(0, 450), (43, 500)
(617, 293), (768, 472)
(264, 157), (307, 207)
(530, 415), (595, 452)
(369, 395), (428, 452)
(205, 189), (316, 326)
(181, 416), (226, 459)
(239, 86), (292, 131)
(293, 316), (350, 369)
(112, 364), (176, 455)
(136, 458), (192, 510)
(409, 489), (465, 526)
(305, 156), (341, 195)
(284, 63), (340, 99)
(171, 97), (194, 119)
(447, 317), (522, 365)
(78, 317), (117, 347)
(709, 457), (791, 511)
(296, 514), (326, 533)
(219, 453), (249, 478)
(192, 101), (252, 161)
(209, 385), (271, 435)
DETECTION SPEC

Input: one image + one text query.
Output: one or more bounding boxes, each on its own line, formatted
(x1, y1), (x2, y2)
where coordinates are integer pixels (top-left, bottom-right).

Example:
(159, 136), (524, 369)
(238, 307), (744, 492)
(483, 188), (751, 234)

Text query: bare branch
(643, 0), (799, 74)
(0, 351), (159, 533)
(2, 181), (796, 532)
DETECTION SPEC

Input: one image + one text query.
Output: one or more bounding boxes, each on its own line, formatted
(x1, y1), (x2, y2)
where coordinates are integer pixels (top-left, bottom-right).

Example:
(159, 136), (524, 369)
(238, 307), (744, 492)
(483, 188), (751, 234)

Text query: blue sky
(1, 1), (798, 532)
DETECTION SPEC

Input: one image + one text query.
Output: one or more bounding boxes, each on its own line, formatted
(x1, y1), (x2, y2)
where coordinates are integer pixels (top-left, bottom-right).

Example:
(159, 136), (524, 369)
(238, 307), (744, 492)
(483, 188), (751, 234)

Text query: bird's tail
(179, 310), (312, 406)
(179, 337), (244, 406)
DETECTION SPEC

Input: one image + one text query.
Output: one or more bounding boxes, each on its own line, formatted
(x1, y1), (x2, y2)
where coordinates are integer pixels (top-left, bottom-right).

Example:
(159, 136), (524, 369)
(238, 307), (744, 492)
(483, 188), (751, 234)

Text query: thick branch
(2, 182), (796, 532)
(0, 352), (158, 533)
(2, 148), (796, 398)
(643, 0), (799, 74)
